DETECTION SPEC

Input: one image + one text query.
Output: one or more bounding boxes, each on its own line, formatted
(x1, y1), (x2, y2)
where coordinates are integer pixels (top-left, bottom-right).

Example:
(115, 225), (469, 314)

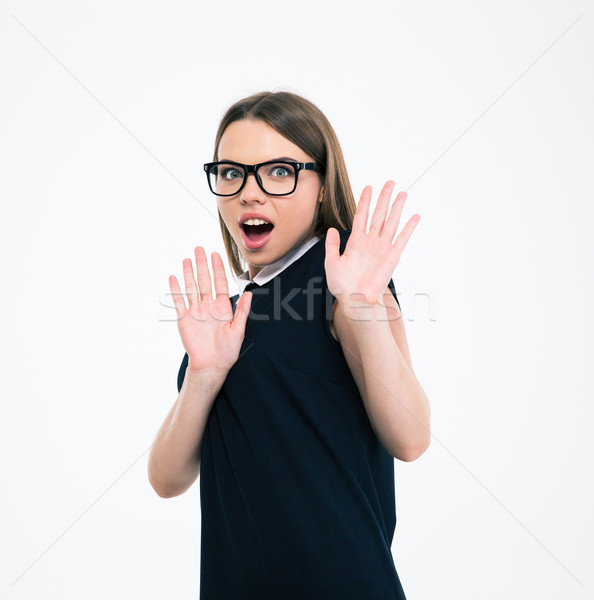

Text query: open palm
(324, 181), (420, 307)
(169, 247), (252, 375)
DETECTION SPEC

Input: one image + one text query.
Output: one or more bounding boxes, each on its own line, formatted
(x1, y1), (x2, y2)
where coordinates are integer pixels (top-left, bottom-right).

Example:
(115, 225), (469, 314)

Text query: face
(215, 119), (324, 280)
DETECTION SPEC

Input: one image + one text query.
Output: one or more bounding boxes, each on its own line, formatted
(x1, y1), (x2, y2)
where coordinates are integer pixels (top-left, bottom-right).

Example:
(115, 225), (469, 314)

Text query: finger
(232, 290), (252, 332)
(194, 246), (212, 301)
(368, 180), (396, 235)
(324, 227), (341, 267)
(168, 275), (187, 319)
(392, 214), (421, 256)
(182, 258), (198, 307)
(383, 191), (407, 242)
(350, 186), (372, 241)
(211, 252), (230, 300)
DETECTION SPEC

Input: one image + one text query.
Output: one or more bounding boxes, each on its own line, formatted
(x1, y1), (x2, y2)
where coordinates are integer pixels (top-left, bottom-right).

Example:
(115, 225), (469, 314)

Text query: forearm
(148, 367), (227, 498)
(342, 302), (431, 461)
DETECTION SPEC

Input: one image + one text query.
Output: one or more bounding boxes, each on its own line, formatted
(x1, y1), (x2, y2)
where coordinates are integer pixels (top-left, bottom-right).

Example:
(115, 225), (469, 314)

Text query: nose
(239, 172), (267, 204)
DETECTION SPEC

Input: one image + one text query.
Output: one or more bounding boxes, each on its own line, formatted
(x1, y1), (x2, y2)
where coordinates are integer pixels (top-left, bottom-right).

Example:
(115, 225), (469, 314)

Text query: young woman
(148, 91), (431, 599)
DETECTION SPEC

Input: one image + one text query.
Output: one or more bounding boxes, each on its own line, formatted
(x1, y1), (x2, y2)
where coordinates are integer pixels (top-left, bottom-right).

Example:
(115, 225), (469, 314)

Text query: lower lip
(239, 225), (274, 250)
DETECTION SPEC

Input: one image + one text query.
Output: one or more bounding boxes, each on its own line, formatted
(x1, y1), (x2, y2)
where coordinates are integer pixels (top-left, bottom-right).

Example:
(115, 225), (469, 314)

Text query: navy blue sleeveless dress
(177, 228), (407, 599)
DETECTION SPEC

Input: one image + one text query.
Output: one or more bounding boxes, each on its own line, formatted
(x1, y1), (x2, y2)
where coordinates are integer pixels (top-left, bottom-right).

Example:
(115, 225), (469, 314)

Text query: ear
(317, 186), (325, 203)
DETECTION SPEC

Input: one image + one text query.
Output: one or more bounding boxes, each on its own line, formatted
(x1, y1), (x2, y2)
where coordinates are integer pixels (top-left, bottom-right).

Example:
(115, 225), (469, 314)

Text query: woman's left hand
(324, 181), (420, 309)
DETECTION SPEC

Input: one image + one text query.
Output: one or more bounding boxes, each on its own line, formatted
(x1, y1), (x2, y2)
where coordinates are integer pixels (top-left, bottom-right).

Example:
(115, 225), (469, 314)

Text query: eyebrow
(219, 156), (300, 163)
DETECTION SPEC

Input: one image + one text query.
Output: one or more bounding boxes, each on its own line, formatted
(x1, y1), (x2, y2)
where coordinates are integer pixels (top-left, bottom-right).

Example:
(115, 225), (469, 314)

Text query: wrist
(185, 362), (229, 383)
(333, 294), (390, 326)
(335, 292), (386, 320)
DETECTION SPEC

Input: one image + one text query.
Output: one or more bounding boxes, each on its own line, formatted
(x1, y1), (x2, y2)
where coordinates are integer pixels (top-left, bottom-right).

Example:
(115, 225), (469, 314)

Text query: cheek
(293, 185), (321, 213)
(297, 193), (322, 219)
(217, 203), (232, 223)
(217, 206), (237, 236)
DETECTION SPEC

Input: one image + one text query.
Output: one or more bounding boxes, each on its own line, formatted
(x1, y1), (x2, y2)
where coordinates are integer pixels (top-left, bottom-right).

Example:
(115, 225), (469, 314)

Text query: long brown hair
(212, 91), (356, 277)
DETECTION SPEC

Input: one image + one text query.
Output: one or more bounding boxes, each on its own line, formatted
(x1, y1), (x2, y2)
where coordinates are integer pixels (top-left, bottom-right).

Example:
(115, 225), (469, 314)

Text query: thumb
(231, 290), (252, 332)
(325, 227), (341, 265)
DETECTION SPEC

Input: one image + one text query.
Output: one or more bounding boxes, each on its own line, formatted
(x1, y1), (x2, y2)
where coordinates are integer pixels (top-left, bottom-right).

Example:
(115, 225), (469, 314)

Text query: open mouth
(241, 221), (274, 242)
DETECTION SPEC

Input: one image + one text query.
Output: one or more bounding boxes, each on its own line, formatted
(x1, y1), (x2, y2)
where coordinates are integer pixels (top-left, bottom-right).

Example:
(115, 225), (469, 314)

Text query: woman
(149, 90), (430, 598)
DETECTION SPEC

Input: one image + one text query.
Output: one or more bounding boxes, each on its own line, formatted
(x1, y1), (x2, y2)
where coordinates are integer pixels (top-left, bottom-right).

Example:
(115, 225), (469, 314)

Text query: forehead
(217, 119), (309, 163)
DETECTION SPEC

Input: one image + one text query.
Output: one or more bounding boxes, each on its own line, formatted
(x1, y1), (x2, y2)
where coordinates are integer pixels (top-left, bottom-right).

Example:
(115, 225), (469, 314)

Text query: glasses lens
(258, 162), (296, 195)
(208, 163), (245, 196)
(207, 162), (297, 196)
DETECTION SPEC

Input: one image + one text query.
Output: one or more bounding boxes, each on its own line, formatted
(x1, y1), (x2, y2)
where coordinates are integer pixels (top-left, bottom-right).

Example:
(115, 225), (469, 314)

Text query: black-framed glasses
(204, 160), (322, 197)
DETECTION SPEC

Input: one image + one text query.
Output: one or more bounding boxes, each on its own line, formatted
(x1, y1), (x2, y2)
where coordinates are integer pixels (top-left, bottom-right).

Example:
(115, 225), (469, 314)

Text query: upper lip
(238, 212), (275, 226)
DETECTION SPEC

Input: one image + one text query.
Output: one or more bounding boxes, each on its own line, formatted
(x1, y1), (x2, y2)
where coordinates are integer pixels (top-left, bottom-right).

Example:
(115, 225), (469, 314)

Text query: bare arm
(324, 182), (429, 461)
(330, 291), (430, 462)
(148, 367), (227, 498)
(148, 246), (251, 498)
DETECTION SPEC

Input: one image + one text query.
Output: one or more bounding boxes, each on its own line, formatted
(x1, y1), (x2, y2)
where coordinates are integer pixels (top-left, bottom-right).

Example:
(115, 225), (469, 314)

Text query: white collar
(236, 236), (321, 295)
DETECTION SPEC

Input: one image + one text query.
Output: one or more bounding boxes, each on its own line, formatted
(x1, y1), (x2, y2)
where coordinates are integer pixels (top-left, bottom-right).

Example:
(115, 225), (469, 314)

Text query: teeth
(243, 218), (270, 226)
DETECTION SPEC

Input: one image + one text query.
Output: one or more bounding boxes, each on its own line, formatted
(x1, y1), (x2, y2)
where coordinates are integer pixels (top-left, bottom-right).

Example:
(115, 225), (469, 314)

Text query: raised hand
(324, 181), (420, 310)
(168, 247), (252, 375)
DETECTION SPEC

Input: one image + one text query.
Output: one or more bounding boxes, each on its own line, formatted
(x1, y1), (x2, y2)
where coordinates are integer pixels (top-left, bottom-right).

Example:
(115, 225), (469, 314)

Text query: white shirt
(236, 236), (322, 295)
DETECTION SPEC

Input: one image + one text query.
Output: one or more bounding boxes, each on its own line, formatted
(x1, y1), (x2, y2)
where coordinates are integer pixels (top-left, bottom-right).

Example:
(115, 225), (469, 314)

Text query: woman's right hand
(169, 247), (252, 375)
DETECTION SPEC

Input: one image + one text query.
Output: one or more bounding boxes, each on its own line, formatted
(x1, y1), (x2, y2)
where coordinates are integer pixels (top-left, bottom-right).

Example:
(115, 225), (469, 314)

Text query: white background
(1, 1), (593, 598)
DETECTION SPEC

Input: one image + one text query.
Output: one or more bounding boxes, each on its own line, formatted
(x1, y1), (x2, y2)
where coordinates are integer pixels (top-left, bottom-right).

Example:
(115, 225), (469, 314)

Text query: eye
(264, 163), (295, 179)
(220, 167), (243, 180)
(271, 166), (289, 178)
